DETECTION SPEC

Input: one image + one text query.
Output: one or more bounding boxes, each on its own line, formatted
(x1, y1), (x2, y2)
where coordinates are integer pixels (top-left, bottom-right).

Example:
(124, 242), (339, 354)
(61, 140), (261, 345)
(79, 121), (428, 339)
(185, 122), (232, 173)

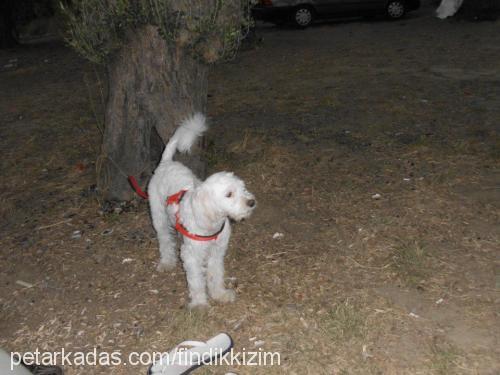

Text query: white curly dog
(148, 113), (256, 309)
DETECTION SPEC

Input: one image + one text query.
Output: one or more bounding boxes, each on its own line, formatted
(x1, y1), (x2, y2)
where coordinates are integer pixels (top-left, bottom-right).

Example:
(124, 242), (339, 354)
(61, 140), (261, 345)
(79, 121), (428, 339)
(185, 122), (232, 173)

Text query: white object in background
(436, 0), (464, 19)
(0, 350), (32, 375)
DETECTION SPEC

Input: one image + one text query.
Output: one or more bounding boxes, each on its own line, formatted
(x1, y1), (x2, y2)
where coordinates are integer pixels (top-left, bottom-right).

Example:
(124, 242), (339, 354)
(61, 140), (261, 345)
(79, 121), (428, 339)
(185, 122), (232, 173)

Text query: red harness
(128, 176), (224, 241)
(166, 189), (225, 241)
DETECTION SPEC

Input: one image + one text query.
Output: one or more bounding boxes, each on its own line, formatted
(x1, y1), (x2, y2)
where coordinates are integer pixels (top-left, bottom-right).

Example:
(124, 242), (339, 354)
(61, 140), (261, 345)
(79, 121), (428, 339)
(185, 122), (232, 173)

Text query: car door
(311, 0), (346, 15)
(341, 0), (387, 12)
(312, 0), (380, 15)
(359, 0), (387, 11)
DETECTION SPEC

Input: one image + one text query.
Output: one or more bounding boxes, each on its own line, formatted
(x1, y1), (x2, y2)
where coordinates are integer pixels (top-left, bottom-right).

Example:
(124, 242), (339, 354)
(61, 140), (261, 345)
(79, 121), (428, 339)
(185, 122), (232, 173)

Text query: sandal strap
(156, 340), (210, 366)
(174, 340), (207, 349)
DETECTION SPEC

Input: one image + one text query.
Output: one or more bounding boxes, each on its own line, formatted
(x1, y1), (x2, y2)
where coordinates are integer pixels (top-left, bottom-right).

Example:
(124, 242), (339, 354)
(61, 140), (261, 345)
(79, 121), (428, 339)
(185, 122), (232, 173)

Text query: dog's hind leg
(150, 194), (177, 272)
(156, 228), (177, 272)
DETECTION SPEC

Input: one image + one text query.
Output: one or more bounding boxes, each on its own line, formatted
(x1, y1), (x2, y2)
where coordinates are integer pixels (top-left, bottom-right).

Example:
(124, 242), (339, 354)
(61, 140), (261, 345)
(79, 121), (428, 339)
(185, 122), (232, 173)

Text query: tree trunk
(0, 0), (18, 48)
(98, 25), (208, 201)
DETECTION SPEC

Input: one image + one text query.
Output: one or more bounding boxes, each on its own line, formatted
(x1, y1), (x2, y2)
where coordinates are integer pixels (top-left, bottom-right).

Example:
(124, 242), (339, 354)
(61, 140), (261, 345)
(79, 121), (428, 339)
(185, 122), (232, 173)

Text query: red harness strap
(128, 176), (223, 241)
(128, 176), (149, 199)
(166, 189), (225, 242)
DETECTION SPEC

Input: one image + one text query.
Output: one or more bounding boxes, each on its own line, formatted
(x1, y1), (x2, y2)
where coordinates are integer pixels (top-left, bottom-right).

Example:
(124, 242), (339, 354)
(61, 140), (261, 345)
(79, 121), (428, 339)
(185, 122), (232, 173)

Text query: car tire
(292, 6), (314, 28)
(386, 1), (406, 19)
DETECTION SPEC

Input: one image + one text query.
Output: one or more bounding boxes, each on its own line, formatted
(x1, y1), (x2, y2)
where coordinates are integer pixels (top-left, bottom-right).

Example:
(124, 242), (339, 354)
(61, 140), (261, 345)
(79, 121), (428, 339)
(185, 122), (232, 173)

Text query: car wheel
(386, 1), (406, 19)
(292, 6), (314, 28)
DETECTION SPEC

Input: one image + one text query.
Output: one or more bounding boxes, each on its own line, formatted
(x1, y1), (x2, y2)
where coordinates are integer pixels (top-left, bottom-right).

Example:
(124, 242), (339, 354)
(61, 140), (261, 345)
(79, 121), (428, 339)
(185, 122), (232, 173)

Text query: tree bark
(98, 25), (208, 201)
(0, 0), (18, 48)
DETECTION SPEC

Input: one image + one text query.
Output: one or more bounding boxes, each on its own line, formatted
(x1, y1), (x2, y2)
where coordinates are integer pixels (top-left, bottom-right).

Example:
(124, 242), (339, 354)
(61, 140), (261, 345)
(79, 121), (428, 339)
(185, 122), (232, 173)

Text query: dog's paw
(211, 288), (236, 303)
(156, 261), (176, 272)
(188, 300), (210, 310)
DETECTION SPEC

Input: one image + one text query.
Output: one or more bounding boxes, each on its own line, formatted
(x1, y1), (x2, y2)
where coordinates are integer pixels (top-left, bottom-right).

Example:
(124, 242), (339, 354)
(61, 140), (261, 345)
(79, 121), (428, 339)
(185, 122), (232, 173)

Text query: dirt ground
(1, 2), (499, 374)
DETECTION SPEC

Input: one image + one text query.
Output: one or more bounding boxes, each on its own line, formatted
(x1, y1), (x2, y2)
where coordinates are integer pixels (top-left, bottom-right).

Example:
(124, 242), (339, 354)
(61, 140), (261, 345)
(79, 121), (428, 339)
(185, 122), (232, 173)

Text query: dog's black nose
(247, 199), (256, 208)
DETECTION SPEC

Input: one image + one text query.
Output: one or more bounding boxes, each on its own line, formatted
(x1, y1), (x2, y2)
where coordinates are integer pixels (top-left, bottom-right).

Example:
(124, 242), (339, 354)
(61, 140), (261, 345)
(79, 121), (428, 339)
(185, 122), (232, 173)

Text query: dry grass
(391, 241), (429, 288)
(322, 300), (366, 342)
(429, 341), (461, 375)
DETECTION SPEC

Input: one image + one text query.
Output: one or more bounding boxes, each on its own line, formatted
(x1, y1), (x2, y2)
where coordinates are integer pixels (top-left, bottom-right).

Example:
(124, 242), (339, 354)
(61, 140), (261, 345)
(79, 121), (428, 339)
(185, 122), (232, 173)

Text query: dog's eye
(226, 192), (233, 198)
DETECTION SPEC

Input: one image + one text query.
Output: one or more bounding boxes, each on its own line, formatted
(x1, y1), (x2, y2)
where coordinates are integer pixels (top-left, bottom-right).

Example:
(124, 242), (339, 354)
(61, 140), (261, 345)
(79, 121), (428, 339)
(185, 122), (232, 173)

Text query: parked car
(252, 0), (421, 27)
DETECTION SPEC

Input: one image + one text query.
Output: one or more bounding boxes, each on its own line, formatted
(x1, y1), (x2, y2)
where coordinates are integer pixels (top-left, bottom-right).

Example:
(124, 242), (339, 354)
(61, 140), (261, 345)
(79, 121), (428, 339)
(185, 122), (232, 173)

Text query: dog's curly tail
(161, 113), (207, 162)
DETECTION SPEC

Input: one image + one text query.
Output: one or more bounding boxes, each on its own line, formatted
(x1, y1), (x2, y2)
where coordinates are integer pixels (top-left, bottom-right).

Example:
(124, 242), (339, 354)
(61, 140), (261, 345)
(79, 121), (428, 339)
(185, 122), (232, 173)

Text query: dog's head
(196, 172), (256, 222)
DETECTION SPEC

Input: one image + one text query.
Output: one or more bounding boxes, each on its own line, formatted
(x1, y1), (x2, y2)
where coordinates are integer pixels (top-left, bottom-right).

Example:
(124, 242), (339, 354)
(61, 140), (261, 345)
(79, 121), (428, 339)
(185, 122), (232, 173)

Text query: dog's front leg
(181, 245), (209, 309)
(207, 244), (236, 304)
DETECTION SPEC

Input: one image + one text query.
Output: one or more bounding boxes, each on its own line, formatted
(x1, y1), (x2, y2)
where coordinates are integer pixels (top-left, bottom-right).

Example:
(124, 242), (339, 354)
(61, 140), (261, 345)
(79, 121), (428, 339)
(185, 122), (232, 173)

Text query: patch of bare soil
(1, 4), (499, 374)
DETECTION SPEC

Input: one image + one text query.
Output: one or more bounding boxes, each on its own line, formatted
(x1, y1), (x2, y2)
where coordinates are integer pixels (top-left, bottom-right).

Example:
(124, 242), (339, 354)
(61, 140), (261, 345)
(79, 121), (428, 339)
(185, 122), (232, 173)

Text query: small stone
(254, 340), (265, 347)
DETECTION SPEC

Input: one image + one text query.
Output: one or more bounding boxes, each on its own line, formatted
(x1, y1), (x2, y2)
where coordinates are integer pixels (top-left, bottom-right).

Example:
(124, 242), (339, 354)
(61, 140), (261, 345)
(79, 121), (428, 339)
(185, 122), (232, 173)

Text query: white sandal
(148, 333), (233, 375)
